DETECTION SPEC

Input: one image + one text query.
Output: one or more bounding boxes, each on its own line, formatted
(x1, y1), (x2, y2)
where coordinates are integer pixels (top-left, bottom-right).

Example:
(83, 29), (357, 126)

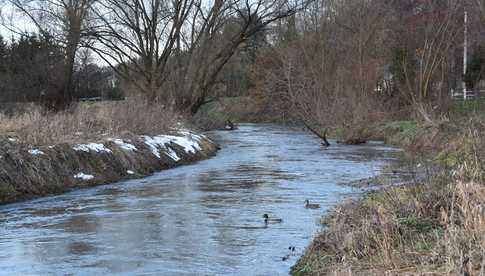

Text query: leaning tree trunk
(189, 91), (208, 115)
(303, 121), (330, 147)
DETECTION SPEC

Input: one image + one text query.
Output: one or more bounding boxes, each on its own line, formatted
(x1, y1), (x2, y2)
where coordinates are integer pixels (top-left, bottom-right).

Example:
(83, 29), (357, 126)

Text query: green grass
(382, 120), (419, 146)
(449, 98), (485, 117)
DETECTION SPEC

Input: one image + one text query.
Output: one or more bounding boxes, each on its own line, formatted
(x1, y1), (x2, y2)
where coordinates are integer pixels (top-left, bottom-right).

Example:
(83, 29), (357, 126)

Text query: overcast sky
(0, 3), (38, 39)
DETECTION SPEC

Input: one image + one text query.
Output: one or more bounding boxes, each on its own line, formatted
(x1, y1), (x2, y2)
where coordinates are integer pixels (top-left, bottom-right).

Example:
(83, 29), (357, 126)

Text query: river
(0, 124), (399, 275)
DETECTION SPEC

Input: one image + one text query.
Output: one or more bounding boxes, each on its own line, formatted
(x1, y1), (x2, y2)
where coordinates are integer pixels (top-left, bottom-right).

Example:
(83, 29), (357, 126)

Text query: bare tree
(253, 0), (393, 144)
(88, 0), (310, 113)
(174, 0), (311, 114)
(3, 0), (95, 109)
(88, 0), (194, 101)
(398, 0), (463, 124)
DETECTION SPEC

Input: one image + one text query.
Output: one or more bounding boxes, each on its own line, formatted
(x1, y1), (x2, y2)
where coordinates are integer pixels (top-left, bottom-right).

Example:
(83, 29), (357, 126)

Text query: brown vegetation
(1, 0), (485, 273)
(1, 0), (310, 114)
(250, 0), (404, 141)
(0, 130), (218, 205)
(0, 98), (221, 205)
(292, 117), (485, 275)
(0, 100), (179, 146)
(247, 0), (478, 145)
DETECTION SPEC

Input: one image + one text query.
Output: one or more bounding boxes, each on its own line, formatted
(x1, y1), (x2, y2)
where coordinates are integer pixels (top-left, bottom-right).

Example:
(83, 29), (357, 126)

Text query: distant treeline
(0, 35), (122, 103)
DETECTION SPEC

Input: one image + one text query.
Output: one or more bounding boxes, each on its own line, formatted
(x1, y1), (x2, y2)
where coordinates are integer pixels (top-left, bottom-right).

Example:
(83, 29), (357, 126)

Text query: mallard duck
(224, 120), (237, 130)
(304, 200), (321, 209)
(263, 214), (283, 224)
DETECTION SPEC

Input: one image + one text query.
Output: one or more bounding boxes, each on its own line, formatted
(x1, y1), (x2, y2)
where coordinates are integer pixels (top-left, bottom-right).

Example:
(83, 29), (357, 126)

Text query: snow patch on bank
(74, 172), (94, 181)
(127, 170), (135, 175)
(73, 143), (112, 153)
(110, 139), (137, 151)
(164, 134), (202, 154)
(143, 136), (181, 161)
(178, 130), (207, 141)
(142, 131), (204, 161)
(28, 149), (45, 155)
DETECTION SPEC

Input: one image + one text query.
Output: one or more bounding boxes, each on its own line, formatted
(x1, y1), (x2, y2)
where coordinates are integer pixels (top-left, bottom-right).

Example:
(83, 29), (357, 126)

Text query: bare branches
(399, 0), (463, 120)
(88, 0), (195, 100)
(1, 0), (96, 109)
(2, 0), (313, 111)
(85, 0), (311, 111)
(173, 0), (312, 114)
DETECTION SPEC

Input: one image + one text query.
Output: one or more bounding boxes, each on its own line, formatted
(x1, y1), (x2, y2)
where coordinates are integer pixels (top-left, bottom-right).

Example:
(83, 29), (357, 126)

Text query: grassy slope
(0, 132), (219, 205)
(292, 102), (485, 275)
(0, 101), (220, 204)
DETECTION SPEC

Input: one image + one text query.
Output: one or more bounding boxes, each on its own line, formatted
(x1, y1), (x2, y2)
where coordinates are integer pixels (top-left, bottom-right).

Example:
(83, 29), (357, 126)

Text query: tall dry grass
(293, 119), (485, 275)
(442, 180), (485, 275)
(0, 100), (181, 146)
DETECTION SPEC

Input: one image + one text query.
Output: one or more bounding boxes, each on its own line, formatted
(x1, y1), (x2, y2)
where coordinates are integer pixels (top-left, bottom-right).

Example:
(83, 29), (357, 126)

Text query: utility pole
(463, 10), (468, 100)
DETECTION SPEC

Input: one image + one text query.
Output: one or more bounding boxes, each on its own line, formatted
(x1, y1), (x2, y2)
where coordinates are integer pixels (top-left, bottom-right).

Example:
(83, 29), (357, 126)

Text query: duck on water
(304, 200), (321, 209)
(263, 213), (283, 224)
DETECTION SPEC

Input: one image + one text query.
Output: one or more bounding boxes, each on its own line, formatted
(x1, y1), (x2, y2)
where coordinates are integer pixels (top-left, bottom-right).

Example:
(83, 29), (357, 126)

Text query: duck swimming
(304, 200), (321, 209)
(263, 214), (283, 224)
(282, 246), (296, 261)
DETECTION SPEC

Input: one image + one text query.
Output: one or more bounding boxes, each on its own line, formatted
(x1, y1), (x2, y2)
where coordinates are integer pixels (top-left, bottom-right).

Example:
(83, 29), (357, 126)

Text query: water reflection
(0, 124), (398, 275)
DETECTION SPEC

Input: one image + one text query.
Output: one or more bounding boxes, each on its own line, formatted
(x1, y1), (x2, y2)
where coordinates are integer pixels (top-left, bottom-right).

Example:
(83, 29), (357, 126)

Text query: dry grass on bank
(293, 119), (485, 276)
(0, 100), (181, 146)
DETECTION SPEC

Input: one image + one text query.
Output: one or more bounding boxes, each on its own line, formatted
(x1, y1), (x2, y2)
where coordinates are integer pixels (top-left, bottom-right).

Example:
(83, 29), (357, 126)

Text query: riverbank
(0, 123), (397, 275)
(0, 101), (219, 205)
(0, 130), (218, 205)
(292, 116), (485, 275)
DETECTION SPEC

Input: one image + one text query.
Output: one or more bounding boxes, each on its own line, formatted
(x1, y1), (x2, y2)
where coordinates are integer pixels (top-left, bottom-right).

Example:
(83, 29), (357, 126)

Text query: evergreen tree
(0, 35), (6, 73)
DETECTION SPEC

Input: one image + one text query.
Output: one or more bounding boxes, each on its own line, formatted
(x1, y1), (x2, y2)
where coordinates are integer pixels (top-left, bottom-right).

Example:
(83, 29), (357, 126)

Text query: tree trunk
(303, 121), (330, 147)
(189, 93), (207, 115)
(62, 51), (76, 106)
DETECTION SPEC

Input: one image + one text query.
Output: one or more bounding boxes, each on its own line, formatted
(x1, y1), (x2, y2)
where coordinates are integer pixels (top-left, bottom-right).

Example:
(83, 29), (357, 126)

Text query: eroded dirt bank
(0, 131), (218, 205)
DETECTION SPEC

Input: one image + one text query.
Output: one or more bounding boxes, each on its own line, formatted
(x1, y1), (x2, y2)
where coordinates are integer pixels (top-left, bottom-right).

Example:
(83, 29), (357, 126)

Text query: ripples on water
(0, 124), (400, 275)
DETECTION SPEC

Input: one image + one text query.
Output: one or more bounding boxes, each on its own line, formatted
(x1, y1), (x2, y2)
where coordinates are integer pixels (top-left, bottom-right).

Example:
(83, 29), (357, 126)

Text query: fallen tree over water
(303, 122), (330, 147)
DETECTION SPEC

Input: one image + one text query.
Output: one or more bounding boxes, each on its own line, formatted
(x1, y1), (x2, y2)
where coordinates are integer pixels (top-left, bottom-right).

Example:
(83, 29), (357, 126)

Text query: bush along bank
(292, 117), (485, 275)
(0, 130), (218, 205)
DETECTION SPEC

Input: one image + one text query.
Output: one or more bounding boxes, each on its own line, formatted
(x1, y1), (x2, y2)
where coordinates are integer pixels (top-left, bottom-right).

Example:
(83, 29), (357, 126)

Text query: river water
(0, 124), (399, 275)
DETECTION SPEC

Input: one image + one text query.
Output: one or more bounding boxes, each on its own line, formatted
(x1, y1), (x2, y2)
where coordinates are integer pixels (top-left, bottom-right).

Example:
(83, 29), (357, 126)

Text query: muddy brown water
(0, 124), (400, 275)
